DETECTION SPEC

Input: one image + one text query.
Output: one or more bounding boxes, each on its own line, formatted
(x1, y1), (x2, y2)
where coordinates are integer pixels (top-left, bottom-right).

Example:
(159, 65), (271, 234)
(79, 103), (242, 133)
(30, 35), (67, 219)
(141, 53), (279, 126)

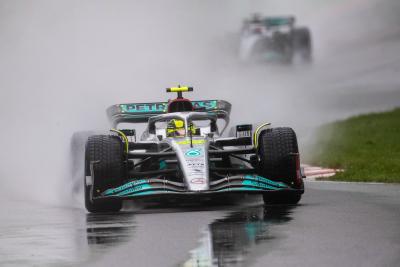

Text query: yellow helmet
(166, 119), (199, 137)
(167, 119), (185, 137)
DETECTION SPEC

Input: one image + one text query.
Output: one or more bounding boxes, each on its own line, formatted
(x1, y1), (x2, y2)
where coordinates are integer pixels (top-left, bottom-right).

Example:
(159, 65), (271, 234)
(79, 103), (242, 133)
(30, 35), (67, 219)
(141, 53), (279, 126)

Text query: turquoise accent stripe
(116, 184), (153, 196)
(103, 179), (147, 196)
(242, 180), (279, 190)
(244, 175), (288, 188)
(102, 174), (289, 198)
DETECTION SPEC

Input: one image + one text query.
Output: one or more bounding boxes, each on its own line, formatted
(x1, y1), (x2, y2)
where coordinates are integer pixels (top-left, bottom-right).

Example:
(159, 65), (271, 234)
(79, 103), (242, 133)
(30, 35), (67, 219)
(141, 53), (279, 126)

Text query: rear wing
(264, 16), (295, 27)
(107, 100), (232, 126)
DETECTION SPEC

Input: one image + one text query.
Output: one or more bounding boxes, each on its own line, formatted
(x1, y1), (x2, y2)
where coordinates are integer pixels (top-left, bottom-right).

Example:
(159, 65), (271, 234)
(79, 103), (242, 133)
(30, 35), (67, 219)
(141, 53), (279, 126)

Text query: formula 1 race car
(239, 14), (312, 64)
(83, 87), (304, 213)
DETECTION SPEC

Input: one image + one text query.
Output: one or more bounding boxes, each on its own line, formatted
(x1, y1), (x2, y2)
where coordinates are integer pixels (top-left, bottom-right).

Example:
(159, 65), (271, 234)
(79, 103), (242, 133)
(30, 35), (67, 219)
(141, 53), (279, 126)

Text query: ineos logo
(190, 178), (206, 184)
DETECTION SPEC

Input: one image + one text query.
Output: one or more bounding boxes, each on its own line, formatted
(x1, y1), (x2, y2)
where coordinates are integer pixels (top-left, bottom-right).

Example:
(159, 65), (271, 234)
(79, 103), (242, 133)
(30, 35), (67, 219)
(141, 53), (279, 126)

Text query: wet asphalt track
(1, 181), (400, 267)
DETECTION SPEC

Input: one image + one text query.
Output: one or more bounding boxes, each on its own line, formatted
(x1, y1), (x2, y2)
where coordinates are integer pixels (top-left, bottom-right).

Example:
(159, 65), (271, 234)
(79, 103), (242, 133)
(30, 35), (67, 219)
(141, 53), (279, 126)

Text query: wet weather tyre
(258, 127), (303, 205)
(84, 135), (124, 213)
(281, 38), (294, 64)
(292, 27), (312, 62)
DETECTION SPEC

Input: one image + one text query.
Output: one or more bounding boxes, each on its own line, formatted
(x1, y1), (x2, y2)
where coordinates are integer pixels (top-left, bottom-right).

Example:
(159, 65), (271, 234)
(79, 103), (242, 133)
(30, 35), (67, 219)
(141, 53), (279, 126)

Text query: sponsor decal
(244, 175), (287, 188)
(120, 103), (166, 113)
(241, 175), (288, 189)
(185, 149), (202, 157)
(177, 140), (205, 145)
(187, 162), (205, 167)
(190, 169), (203, 175)
(192, 100), (217, 110)
(117, 184), (152, 196)
(119, 100), (218, 114)
(190, 178), (206, 184)
(242, 180), (276, 190)
(104, 179), (147, 195)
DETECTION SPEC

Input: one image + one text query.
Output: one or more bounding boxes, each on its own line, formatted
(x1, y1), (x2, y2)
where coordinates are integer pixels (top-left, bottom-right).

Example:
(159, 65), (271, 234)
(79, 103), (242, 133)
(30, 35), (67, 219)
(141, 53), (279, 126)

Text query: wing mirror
(236, 124), (252, 138)
(120, 129), (136, 142)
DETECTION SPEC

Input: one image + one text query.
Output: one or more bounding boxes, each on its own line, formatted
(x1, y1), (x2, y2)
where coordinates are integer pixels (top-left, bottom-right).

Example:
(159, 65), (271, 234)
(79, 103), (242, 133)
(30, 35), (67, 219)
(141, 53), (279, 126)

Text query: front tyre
(258, 127), (304, 205)
(84, 135), (124, 213)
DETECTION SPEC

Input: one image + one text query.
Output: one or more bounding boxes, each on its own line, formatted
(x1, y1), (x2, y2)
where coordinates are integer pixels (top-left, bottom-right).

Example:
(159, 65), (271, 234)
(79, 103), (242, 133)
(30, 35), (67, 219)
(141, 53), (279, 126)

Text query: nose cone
(169, 138), (210, 191)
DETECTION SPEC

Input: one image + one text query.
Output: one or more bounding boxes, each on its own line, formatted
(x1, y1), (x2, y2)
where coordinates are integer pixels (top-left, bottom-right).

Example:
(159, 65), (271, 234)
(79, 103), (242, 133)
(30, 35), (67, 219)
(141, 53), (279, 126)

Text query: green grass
(308, 108), (400, 183)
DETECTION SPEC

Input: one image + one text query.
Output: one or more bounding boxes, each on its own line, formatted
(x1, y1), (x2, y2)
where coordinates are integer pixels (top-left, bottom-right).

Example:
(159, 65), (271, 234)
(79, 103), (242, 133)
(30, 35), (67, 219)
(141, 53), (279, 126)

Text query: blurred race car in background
(81, 86), (304, 213)
(239, 14), (312, 64)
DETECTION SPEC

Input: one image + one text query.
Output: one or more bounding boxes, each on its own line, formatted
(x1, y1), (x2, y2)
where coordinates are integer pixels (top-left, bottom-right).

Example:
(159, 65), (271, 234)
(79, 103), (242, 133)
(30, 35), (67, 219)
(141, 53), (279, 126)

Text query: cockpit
(148, 113), (218, 140)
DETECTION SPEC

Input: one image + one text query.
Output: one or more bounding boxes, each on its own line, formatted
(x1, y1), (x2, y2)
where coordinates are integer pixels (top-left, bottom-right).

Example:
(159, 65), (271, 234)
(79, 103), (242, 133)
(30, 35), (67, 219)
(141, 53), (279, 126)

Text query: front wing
(92, 175), (303, 201)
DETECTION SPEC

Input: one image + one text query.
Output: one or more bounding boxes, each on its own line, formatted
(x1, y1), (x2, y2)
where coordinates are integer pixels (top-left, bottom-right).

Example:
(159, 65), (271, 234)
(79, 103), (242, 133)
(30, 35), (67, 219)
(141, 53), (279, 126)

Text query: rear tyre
(282, 41), (294, 64)
(258, 127), (303, 205)
(292, 27), (312, 62)
(84, 135), (124, 213)
(280, 36), (294, 64)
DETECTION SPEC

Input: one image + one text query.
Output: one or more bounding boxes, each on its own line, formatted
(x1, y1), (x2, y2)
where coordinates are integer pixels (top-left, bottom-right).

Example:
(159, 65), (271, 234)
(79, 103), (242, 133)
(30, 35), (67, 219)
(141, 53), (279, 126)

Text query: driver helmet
(167, 119), (186, 137)
(166, 119), (199, 137)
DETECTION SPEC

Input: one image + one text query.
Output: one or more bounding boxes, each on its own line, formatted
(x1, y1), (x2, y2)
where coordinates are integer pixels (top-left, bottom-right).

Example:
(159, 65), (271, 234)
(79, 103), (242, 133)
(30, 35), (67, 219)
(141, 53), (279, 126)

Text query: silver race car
(84, 87), (304, 213)
(240, 14), (312, 63)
